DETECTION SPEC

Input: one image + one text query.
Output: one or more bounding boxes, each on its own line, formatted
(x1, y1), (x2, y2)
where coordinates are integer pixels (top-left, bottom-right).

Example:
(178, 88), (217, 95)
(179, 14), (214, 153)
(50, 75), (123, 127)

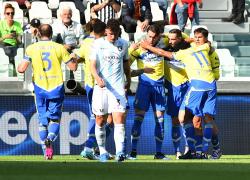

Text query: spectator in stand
(170, 0), (203, 32)
(59, 0), (86, 25)
(121, 0), (152, 33)
(52, 6), (85, 53)
(150, 0), (168, 23)
(90, 0), (121, 23)
(0, 3), (23, 76)
(23, 18), (41, 43)
(222, 0), (245, 24)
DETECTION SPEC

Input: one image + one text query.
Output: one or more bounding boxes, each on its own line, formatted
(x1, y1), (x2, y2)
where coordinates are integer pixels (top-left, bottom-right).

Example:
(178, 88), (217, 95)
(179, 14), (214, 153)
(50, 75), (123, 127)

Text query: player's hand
(96, 77), (105, 88)
(140, 40), (150, 49)
(130, 42), (139, 50)
(141, 20), (149, 32)
(198, 2), (203, 9)
(3, 33), (14, 39)
(143, 67), (155, 74)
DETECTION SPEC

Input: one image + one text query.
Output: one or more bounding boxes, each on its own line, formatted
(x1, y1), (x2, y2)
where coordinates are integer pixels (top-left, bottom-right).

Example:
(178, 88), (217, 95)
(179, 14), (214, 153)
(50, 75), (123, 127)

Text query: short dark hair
(169, 29), (182, 39)
(4, 3), (14, 13)
(39, 24), (53, 38)
(85, 18), (102, 33)
(194, 27), (208, 39)
(147, 24), (161, 36)
(106, 19), (121, 35)
(93, 21), (106, 34)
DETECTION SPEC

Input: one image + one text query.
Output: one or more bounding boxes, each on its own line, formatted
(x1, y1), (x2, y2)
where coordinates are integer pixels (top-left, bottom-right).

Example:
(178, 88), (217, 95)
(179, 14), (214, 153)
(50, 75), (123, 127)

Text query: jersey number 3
(42, 52), (52, 72)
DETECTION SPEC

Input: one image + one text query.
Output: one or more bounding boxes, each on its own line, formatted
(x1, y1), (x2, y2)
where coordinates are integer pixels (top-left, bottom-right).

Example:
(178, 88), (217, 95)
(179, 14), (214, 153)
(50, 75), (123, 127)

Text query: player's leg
(81, 86), (98, 160)
(171, 117), (182, 159)
(152, 86), (168, 159)
(178, 89), (203, 159)
(46, 96), (64, 160)
(202, 89), (217, 159)
(167, 82), (189, 159)
(92, 85), (109, 162)
(34, 95), (49, 157)
(109, 90), (127, 162)
(129, 83), (150, 159)
(193, 115), (203, 158)
(210, 120), (222, 159)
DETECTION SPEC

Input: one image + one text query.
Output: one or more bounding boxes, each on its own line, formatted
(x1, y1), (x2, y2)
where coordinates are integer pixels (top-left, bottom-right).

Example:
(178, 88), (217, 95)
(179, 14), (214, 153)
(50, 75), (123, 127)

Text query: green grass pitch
(0, 155), (250, 180)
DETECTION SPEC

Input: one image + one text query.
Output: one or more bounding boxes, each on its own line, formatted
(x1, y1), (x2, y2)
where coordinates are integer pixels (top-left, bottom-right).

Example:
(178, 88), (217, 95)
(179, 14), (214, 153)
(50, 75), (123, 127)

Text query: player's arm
(66, 58), (78, 71)
(210, 49), (220, 80)
(90, 59), (105, 88)
(140, 40), (173, 59)
(124, 59), (131, 90)
(18, 47), (31, 73)
(17, 59), (30, 73)
(131, 67), (155, 77)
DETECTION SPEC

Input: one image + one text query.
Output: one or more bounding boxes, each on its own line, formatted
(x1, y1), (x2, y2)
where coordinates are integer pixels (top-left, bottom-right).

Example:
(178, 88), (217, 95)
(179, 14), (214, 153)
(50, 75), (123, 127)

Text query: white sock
(95, 125), (107, 155)
(114, 124), (125, 155)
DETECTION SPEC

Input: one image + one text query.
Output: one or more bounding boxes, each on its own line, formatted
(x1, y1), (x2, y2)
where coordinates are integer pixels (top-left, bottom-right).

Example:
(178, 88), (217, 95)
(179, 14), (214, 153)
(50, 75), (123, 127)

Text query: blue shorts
(167, 82), (189, 117)
(184, 88), (217, 117)
(85, 85), (94, 114)
(134, 83), (166, 112)
(35, 95), (64, 126)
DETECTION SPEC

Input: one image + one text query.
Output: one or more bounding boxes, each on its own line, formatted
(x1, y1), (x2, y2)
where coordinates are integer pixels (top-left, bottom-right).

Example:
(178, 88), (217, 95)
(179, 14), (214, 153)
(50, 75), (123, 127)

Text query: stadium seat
(2, 1), (24, 26)
(120, 25), (130, 42)
(150, 2), (164, 22)
(61, 63), (70, 81)
(29, 2), (52, 24)
(134, 26), (147, 43)
(59, 1), (77, 10)
(215, 48), (236, 77)
(0, 48), (11, 78)
(48, 0), (60, 9)
(73, 62), (84, 82)
(84, 1), (91, 23)
(57, 6), (81, 24)
(190, 25), (214, 42)
(164, 25), (180, 33)
(15, 48), (24, 81)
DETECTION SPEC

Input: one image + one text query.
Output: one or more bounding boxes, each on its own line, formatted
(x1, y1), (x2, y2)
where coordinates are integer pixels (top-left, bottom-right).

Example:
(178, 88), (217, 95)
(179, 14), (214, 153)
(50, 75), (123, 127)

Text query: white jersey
(90, 37), (129, 95)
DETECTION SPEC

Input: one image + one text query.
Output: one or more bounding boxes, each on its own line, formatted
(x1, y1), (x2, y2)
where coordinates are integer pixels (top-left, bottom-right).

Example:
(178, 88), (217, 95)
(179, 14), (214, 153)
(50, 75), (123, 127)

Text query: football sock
(202, 122), (213, 153)
(47, 120), (60, 141)
(172, 125), (181, 153)
(183, 123), (196, 151)
(131, 114), (144, 151)
(155, 115), (164, 153)
(95, 124), (107, 155)
(39, 124), (48, 154)
(114, 124), (125, 155)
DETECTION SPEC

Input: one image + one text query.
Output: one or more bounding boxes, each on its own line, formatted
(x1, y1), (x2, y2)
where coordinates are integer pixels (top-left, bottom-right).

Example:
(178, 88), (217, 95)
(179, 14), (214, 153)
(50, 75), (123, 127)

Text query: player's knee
(172, 117), (180, 126)
(49, 119), (60, 123)
(178, 110), (185, 124)
(212, 121), (219, 135)
(204, 114), (213, 124)
(95, 115), (106, 126)
(193, 116), (202, 129)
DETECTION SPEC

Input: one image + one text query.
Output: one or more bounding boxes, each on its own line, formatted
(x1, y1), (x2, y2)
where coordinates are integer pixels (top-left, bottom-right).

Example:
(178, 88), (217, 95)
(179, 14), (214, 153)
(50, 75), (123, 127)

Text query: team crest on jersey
(117, 46), (123, 51)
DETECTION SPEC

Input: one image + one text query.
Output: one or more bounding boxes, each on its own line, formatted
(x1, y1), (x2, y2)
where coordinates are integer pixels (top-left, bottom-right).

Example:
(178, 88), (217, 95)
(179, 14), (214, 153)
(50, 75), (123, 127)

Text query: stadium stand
(164, 24), (180, 33)
(29, 1), (52, 24)
(57, 2), (80, 23)
(150, 2), (164, 22)
(215, 48), (236, 78)
(2, 1), (24, 26)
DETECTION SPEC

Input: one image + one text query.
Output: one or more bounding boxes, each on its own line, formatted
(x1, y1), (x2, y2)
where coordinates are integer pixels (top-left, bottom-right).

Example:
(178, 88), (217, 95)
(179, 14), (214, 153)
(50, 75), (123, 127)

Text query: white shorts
(92, 85), (127, 115)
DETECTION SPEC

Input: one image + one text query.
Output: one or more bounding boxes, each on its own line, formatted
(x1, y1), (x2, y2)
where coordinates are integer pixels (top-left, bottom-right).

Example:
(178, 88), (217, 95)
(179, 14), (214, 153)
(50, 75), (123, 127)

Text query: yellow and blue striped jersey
(75, 35), (95, 88)
(209, 50), (220, 80)
(24, 40), (71, 98)
(129, 46), (165, 86)
(173, 43), (216, 90)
